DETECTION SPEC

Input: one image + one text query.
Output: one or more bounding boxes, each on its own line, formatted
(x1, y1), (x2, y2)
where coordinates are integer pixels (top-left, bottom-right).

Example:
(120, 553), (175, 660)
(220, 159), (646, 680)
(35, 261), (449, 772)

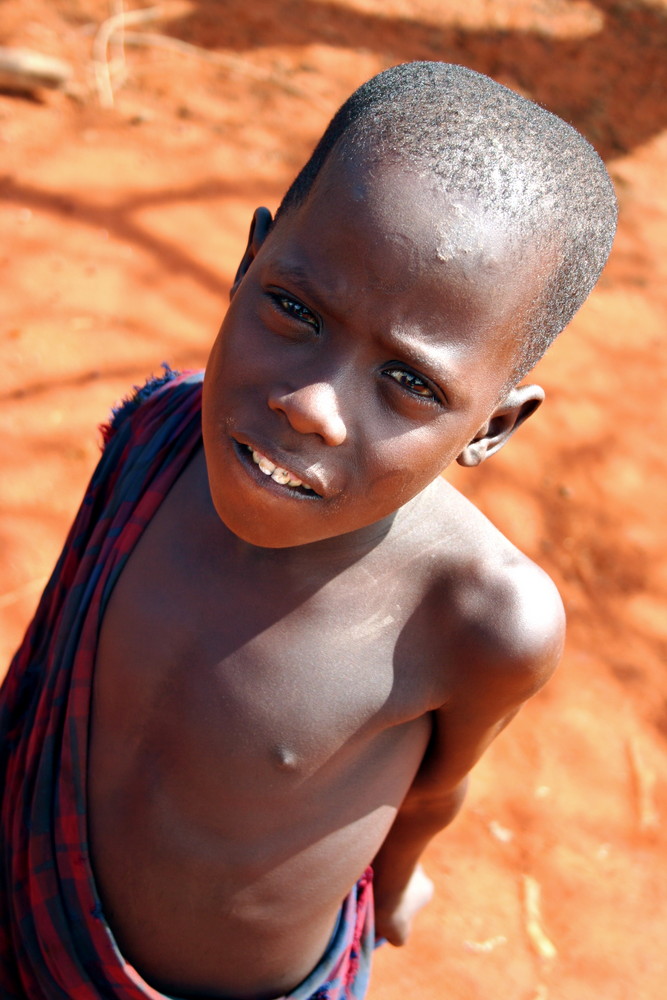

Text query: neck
(194, 460), (434, 581)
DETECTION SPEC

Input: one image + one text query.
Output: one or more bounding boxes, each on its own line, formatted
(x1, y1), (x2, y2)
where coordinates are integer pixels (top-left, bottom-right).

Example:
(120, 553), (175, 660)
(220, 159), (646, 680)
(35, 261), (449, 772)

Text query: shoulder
(421, 482), (565, 704)
(452, 550), (565, 698)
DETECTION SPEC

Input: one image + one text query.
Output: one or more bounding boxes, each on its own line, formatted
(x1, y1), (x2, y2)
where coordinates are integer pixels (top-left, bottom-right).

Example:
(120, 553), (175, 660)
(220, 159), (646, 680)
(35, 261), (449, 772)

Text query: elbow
(415, 776), (469, 827)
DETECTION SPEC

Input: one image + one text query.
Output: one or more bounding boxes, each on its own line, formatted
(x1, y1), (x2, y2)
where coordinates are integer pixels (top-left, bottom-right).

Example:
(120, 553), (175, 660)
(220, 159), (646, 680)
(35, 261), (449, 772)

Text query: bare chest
(89, 450), (447, 828)
(86, 460), (447, 994)
(94, 543), (432, 780)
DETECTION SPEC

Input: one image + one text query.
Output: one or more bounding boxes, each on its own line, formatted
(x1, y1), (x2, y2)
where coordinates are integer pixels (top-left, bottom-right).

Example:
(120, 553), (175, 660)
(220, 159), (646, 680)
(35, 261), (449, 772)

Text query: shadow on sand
(164, 0), (667, 160)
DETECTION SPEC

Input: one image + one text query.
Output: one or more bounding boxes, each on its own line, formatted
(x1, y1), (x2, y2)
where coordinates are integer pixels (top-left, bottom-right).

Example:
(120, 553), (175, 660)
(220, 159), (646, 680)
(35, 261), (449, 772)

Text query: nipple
(272, 746), (299, 771)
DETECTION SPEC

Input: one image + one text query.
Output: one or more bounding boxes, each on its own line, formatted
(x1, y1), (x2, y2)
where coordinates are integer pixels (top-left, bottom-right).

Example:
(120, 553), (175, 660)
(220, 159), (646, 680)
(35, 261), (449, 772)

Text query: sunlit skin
(88, 158), (565, 1000)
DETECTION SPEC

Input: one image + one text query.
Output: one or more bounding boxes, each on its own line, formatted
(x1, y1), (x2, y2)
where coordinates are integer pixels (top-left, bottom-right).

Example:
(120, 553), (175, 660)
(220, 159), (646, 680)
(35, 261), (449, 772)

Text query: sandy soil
(1, 2), (665, 998)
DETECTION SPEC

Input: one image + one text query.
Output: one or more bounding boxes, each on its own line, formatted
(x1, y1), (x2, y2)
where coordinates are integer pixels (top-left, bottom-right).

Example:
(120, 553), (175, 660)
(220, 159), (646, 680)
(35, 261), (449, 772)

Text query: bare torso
(88, 438), (561, 1000)
(89, 449), (453, 998)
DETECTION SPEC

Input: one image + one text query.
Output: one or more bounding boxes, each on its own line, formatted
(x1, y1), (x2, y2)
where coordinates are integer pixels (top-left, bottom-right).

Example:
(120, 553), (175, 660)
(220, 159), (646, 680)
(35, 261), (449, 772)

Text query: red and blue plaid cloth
(0, 369), (375, 999)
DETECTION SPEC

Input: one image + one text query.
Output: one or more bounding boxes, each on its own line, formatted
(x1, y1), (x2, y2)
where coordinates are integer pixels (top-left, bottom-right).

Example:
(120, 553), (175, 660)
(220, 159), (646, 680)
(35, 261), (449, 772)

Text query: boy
(0, 62), (616, 999)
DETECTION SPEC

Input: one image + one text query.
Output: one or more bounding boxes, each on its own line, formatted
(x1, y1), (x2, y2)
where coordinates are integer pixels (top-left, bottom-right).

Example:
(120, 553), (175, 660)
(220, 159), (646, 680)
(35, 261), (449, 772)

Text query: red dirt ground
(1, 2), (665, 998)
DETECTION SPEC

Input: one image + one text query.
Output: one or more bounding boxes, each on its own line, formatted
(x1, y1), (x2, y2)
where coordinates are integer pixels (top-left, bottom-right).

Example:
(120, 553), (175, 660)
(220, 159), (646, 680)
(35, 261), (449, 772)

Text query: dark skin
(88, 158), (565, 999)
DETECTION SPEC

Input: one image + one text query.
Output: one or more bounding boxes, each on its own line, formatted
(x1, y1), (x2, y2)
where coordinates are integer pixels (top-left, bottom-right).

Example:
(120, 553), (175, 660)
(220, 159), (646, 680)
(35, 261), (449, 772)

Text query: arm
(372, 563), (565, 945)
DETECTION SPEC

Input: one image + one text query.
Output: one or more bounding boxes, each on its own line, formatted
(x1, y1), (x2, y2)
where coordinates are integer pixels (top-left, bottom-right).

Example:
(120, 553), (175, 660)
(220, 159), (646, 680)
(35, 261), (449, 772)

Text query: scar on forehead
(432, 193), (517, 265)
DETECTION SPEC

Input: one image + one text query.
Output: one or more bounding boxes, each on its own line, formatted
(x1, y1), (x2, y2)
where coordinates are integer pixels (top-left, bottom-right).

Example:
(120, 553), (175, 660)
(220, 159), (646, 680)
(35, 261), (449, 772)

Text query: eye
(383, 367), (439, 402)
(270, 292), (320, 331)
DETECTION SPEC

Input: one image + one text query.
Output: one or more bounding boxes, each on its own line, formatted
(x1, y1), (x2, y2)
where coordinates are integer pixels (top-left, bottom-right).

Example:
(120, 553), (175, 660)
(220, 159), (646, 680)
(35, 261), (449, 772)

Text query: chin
(210, 498), (328, 550)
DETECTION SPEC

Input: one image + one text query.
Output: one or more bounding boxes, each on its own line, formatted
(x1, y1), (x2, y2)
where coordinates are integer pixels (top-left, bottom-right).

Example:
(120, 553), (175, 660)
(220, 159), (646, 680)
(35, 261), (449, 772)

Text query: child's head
(202, 63), (617, 548)
(275, 61), (617, 386)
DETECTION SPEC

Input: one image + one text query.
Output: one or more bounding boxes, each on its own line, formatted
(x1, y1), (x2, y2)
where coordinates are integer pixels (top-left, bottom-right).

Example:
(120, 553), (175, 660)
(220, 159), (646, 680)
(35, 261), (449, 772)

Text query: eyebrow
(271, 260), (311, 287)
(269, 259), (355, 323)
(270, 260), (325, 302)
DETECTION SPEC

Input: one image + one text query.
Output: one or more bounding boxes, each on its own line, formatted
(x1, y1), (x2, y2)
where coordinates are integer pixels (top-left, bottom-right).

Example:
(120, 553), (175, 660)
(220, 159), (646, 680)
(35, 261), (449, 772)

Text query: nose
(268, 381), (347, 446)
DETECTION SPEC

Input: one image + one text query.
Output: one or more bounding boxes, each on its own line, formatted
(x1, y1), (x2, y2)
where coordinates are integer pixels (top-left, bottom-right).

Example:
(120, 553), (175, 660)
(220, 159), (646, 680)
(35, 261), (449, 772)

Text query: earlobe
(230, 206), (273, 299)
(456, 384), (545, 467)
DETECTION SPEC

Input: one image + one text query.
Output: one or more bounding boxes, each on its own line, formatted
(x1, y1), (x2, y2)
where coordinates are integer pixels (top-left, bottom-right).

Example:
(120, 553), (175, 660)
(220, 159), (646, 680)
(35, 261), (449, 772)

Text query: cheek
(202, 337), (229, 422)
(204, 321), (264, 408)
(218, 313), (288, 394)
(361, 438), (450, 511)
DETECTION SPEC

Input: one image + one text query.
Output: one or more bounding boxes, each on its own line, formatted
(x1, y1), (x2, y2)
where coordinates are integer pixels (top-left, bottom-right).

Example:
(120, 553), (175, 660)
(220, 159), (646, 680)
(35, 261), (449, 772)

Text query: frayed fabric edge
(99, 363), (182, 445)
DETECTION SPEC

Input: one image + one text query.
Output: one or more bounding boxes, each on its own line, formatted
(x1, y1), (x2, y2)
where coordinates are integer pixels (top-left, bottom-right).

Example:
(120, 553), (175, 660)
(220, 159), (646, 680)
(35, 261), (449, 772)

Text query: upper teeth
(251, 449), (312, 490)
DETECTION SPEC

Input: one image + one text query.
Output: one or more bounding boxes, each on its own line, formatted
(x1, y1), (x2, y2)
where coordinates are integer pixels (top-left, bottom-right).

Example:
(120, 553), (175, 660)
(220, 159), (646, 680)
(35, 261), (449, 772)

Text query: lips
(234, 438), (324, 497)
(250, 447), (314, 491)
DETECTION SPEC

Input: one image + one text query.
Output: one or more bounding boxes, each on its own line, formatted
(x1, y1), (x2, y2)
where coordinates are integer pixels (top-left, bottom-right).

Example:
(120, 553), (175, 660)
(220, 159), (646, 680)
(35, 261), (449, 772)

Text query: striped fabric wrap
(0, 370), (375, 1000)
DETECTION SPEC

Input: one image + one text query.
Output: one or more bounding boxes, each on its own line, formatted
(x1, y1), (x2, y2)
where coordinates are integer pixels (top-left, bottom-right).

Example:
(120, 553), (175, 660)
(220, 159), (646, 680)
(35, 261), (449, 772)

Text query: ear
(230, 206), (273, 299)
(456, 384), (545, 467)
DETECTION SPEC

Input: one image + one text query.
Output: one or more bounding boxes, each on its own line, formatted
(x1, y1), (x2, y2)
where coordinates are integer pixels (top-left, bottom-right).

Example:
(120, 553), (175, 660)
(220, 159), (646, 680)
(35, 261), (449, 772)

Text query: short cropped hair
(275, 62), (617, 381)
